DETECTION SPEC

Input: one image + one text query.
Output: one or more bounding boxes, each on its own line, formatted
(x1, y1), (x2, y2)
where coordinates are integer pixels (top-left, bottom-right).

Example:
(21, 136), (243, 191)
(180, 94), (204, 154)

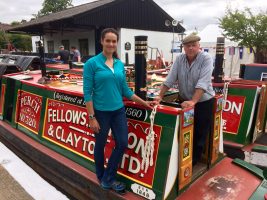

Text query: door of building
(79, 39), (88, 57)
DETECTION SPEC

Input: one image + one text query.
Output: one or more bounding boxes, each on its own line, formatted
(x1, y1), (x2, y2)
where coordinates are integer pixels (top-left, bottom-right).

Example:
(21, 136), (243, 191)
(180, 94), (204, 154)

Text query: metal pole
(171, 26), (174, 63)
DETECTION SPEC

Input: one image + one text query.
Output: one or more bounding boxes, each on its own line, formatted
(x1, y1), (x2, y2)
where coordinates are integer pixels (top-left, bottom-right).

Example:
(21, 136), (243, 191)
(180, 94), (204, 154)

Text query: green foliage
(0, 30), (8, 49)
(219, 7), (267, 63)
(10, 21), (21, 26)
(0, 30), (32, 51)
(36, 0), (73, 17)
(9, 34), (32, 51)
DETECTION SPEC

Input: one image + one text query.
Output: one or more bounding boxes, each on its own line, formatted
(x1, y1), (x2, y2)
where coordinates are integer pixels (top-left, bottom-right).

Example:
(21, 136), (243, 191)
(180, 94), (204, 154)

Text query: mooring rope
(141, 105), (158, 173)
(222, 81), (230, 109)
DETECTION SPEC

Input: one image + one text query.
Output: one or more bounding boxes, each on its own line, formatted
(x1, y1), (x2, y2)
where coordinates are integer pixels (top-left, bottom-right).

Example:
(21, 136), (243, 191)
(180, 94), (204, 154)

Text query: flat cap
(182, 34), (201, 45)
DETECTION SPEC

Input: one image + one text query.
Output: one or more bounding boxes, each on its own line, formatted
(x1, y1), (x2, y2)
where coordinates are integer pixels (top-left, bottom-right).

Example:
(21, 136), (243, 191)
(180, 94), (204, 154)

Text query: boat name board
(222, 95), (245, 134)
(42, 98), (162, 188)
(16, 90), (43, 134)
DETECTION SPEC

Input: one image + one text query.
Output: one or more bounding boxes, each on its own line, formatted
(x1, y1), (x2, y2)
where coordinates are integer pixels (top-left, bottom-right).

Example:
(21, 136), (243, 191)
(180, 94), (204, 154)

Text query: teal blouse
(83, 52), (134, 111)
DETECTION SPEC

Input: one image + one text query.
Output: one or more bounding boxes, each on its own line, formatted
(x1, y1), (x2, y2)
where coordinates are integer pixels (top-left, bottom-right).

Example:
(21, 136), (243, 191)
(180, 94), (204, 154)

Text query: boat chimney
(214, 37), (225, 83)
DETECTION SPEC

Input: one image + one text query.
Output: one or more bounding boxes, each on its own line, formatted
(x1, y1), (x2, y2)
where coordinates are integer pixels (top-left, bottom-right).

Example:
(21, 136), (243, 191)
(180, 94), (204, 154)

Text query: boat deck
(0, 120), (141, 200)
(178, 157), (262, 200)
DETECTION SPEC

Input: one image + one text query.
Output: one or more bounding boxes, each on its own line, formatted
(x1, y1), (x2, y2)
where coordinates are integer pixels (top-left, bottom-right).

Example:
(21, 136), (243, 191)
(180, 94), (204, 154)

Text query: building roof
(0, 23), (11, 31)
(9, 0), (115, 31)
(8, 0), (185, 34)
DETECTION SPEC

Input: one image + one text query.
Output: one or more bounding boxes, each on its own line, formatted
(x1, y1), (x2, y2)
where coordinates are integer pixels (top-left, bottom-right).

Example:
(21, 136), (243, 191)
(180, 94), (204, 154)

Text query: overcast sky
(0, 0), (266, 31)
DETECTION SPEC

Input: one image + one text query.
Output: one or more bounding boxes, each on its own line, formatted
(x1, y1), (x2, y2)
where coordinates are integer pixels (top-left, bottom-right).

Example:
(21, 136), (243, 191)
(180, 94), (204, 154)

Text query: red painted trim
(231, 80), (266, 86)
(70, 68), (83, 73)
(213, 82), (259, 89)
(43, 86), (83, 97)
(223, 140), (244, 148)
(46, 64), (69, 70)
(212, 83), (224, 87)
(3, 72), (24, 78)
(228, 84), (259, 89)
(0, 84), (6, 115)
(46, 64), (83, 73)
(241, 143), (265, 152)
(0, 121), (141, 200)
(21, 81), (47, 89)
(245, 63), (267, 67)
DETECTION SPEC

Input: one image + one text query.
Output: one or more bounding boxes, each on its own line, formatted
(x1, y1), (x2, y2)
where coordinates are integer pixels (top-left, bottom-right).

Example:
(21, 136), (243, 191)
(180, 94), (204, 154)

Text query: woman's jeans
(94, 107), (128, 184)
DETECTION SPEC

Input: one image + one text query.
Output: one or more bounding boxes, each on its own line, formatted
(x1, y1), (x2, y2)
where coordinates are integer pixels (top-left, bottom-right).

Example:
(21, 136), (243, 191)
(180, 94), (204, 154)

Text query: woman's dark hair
(101, 28), (119, 59)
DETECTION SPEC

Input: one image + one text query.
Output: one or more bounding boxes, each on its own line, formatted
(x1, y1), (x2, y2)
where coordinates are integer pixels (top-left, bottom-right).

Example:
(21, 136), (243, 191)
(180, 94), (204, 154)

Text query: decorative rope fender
(141, 105), (158, 173)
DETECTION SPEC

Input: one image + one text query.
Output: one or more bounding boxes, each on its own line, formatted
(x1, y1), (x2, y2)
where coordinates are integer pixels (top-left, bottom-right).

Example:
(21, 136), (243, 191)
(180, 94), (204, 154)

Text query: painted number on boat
(131, 183), (156, 200)
(125, 106), (147, 121)
(19, 113), (37, 128)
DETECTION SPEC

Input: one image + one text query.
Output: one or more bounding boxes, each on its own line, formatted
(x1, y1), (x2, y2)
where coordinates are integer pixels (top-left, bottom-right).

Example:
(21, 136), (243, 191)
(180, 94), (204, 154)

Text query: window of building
(47, 41), (54, 53)
(61, 40), (70, 51)
(79, 39), (89, 57)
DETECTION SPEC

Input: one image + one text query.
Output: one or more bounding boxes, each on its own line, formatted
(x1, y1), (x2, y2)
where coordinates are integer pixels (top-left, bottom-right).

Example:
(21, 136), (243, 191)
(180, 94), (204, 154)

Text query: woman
(83, 28), (153, 193)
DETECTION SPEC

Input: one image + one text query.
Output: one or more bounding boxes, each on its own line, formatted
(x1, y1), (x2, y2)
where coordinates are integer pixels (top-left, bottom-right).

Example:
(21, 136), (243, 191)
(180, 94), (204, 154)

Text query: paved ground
(0, 164), (34, 200)
(0, 142), (69, 200)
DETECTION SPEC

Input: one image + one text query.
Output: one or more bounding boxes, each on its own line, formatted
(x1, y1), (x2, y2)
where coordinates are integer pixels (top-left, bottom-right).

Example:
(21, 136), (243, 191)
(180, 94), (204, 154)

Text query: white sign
(172, 41), (181, 53)
(131, 183), (156, 200)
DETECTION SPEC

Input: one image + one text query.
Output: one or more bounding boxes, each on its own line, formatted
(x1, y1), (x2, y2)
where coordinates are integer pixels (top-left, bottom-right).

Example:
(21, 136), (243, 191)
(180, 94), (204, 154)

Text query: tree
(36, 0), (73, 17)
(219, 8), (267, 63)
(9, 34), (32, 51)
(0, 31), (32, 51)
(0, 30), (8, 49)
(10, 21), (21, 26)
(0, 21), (32, 52)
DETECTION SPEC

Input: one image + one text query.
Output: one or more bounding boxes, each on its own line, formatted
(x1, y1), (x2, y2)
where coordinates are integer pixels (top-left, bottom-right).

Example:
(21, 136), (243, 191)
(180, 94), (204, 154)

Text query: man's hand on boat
(181, 100), (195, 109)
(89, 118), (100, 133)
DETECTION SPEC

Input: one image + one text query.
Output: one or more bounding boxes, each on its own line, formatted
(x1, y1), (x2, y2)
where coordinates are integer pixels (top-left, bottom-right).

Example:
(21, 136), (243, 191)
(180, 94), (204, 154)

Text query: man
(71, 46), (81, 63)
(156, 34), (215, 165)
(38, 40), (45, 60)
(56, 45), (70, 64)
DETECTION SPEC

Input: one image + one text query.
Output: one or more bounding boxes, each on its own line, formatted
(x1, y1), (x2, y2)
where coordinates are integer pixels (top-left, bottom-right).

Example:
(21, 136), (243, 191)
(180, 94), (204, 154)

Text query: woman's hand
(131, 94), (157, 109)
(89, 118), (100, 133)
(143, 101), (157, 109)
(154, 96), (162, 105)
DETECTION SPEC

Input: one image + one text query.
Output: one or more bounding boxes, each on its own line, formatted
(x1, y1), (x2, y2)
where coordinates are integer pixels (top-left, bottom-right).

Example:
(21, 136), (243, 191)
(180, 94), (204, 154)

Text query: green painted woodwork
(2, 76), (21, 127)
(232, 158), (263, 179)
(249, 180), (267, 200)
(223, 87), (259, 145)
(252, 145), (267, 153)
